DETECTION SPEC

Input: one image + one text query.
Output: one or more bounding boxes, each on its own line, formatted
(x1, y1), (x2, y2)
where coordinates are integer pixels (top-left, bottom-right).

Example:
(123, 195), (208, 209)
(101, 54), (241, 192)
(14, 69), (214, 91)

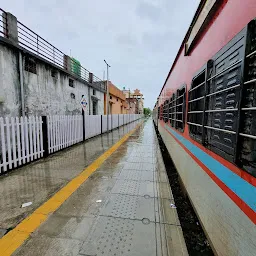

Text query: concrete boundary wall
(0, 10), (105, 117)
(0, 40), (105, 117)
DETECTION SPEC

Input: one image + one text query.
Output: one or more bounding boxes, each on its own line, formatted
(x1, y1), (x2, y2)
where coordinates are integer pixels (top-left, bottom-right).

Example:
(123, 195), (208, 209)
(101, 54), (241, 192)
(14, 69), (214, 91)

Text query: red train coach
(153, 0), (256, 255)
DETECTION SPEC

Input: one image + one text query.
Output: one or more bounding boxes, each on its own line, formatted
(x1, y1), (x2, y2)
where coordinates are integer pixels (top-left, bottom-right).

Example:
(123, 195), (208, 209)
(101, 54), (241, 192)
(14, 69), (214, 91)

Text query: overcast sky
(2, 0), (199, 109)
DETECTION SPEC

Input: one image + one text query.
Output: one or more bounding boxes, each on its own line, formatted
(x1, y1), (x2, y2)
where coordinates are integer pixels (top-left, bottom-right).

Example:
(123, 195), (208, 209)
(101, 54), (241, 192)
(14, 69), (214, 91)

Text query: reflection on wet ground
(0, 121), (140, 231)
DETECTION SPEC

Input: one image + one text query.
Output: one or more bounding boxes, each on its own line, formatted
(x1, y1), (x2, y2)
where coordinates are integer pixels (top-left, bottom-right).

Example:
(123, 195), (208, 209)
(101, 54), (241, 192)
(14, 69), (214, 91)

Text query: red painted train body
(153, 0), (256, 255)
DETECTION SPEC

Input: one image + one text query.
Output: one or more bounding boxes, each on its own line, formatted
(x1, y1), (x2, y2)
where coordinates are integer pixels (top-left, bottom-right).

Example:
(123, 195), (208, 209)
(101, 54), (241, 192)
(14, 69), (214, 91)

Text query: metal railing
(17, 21), (65, 68)
(0, 8), (7, 37)
(0, 7), (105, 92)
(92, 74), (106, 91)
(16, 21), (106, 90)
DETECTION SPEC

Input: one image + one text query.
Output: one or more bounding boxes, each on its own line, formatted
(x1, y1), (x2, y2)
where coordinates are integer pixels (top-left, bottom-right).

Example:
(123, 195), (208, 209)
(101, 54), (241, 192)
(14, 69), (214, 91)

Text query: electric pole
(104, 59), (111, 132)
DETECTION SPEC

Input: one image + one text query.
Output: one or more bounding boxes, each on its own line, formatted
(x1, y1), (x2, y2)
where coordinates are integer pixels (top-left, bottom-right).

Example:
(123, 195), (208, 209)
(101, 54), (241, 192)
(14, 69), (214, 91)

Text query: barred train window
(188, 71), (205, 142)
(163, 100), (169, 123)
(204, 38), (243, 162)
(176, 86), (186, 131)
(187, 19), (256, 177)
(167, 88), (186, 132)
(160, 104), (163, 120)
(169, 94), (176, 127)
(239, 19), (256, 177)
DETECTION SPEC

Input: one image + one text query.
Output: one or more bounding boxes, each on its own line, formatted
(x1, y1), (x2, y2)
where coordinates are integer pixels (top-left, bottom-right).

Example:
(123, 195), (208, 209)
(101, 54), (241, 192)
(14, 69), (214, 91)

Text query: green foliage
(143, 108), (152, 116)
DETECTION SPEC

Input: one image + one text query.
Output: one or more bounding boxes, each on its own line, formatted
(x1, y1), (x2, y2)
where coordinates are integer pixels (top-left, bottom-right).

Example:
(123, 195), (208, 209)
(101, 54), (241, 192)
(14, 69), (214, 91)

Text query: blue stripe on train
(165, 124), (256, 212)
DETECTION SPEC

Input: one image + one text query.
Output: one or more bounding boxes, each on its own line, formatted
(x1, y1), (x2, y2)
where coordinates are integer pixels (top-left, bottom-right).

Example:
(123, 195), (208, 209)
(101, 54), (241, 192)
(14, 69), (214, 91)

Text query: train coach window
(163, 100), (169, 123)
(187, 71), (205, 142)
(186, 19), (256, 177)
(176, 86), (186, 132)
(167, 88), (186, 132)
(169, 93), (176, 127)
(188, 28), (245, 160)
(160, 104), (163, 120)
(238, 19), (256, 177)
(204, 36), (244, 162)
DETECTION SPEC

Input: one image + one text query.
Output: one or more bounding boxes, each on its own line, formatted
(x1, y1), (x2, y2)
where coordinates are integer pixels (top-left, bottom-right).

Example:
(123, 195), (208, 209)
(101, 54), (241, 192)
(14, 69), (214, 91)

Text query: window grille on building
(69, 78), (74, 88)
(24, 56), (37, 74)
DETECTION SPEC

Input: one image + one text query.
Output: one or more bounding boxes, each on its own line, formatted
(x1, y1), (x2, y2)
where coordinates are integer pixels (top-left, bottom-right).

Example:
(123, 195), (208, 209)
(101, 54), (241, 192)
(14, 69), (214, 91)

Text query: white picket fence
(119, 115), (124, 126)
(101, 114), (140, 131)
(0, 114), (143, 174)
(112, 115), (119, 129)
(47, 114), (142, 155)
(84, 115), (101, 139)
(0, 116), (44, 173)
(47, 115), (83, 154)
(124, 114), (129, 124)
(102, 115), (108, 133)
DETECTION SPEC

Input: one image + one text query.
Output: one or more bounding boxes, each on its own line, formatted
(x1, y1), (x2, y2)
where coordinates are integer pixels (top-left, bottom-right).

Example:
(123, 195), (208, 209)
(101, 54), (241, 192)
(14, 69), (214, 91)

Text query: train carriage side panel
(156, 0), (256, 255)
(159, 123), (256, 256)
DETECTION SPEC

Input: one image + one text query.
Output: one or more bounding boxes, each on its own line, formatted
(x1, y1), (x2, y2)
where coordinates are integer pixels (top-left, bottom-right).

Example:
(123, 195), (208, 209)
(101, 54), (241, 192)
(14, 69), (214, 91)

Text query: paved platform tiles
(0, 122), (139, 231)
(7, 119), (187, 256)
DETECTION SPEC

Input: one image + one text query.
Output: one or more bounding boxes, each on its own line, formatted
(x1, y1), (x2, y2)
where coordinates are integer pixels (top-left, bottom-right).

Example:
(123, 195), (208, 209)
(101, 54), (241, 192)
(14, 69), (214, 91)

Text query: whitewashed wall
(0, 43), (105, 117)
(23, 64), (90, 116)
(89, 87), (104, 115)
(0, 45), (21, 117)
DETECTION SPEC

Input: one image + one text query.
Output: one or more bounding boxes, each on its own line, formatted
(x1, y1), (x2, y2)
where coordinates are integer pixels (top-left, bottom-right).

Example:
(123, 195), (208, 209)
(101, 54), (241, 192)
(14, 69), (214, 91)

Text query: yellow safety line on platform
(0, 123), (142, 256)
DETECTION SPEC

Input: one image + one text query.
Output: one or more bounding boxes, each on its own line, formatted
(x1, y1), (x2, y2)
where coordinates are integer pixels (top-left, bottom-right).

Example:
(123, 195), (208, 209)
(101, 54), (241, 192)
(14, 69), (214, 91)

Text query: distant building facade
(123, 89), (144, 114)
(104, 81), (128, 114)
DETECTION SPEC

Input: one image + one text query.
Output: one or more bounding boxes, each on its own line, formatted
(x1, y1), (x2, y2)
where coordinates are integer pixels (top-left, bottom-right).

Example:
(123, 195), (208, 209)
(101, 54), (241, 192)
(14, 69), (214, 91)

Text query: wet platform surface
(0, 121), (141, 231)
(1, 119), (188, 255)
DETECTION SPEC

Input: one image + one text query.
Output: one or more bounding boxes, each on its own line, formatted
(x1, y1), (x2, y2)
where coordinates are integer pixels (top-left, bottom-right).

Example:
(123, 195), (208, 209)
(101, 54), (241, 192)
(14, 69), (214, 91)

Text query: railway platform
(0, 119), (188, 256)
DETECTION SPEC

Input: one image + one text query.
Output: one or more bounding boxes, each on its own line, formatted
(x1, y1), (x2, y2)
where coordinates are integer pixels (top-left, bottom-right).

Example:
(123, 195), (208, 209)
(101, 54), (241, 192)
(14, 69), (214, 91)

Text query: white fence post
(16, 117), (21, 166)
(11, 117), (17, 168)
(42, 116), (49, 157)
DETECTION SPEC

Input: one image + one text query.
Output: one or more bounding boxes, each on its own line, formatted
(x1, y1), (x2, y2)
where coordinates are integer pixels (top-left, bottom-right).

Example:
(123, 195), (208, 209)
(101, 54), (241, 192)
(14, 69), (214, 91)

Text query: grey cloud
(142, 30), (175, 51)
(136, 1), (163, 22)
(1, 0), (199, 109)
(116, 33), (138, 47)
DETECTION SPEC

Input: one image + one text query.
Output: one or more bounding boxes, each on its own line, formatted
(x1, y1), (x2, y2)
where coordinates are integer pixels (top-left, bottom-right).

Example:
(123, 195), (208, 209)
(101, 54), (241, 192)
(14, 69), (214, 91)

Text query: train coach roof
(158, 0), (222, 99)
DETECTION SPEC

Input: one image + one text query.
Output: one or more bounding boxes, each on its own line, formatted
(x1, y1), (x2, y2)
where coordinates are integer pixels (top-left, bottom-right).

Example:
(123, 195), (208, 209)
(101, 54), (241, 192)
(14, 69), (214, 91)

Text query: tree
(143, 108), (152, 116)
